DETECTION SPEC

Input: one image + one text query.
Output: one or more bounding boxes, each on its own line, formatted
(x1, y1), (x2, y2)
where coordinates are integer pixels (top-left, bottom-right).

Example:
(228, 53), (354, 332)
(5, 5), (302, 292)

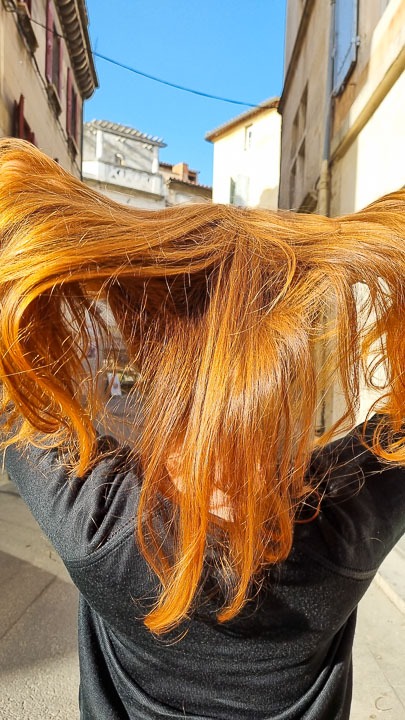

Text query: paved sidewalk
(0, 476), (79, 720)
(0, 471), (404, 719)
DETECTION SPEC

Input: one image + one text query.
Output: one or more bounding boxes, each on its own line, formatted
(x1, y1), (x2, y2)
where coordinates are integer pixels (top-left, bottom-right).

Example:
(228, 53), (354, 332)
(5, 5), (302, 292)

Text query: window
(289, 161), (296, 209)
(244, 124), (253, 150)
(289, 85), (308, 209)
(297, 139), (306, 193)
(66, 68), (80, 152)
(13, 95), (35, 144)
(291, 85), (307, 159)
(229, 175), (249, 206)
(16, 0), (38, 52)
(333, 0), (359, 95)
(51, 26), (61, 90)
(291, 112), (299, 159)
(45, 0), (63, 112)
(230, 177), (236, 205)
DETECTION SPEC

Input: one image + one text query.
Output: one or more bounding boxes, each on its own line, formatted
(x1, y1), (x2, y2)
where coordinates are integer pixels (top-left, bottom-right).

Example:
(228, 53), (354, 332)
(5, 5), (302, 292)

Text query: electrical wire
(91, 52), (258, 108)
(12, 8), (260, 108)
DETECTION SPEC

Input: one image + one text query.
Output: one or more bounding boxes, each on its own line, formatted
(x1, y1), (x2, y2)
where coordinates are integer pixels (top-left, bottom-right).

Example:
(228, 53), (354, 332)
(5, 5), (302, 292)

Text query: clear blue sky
(84, 1), (287, 187)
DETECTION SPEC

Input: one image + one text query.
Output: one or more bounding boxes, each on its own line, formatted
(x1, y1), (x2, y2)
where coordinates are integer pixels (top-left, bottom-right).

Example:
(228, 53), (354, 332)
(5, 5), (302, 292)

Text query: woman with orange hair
(1, 138), (404, 719)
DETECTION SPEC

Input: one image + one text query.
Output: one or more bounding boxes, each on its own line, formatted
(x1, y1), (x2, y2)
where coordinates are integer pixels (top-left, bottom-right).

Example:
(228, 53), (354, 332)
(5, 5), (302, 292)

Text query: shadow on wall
(258, 186), (279, 210)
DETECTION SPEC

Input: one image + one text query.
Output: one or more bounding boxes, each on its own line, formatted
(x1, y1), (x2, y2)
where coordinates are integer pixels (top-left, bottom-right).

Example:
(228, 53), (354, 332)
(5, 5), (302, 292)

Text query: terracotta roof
(85, 120), (166, 147)
(205, 97), (279, 142)
(166, 177), (212, 192)
(55, 0), (98, 99)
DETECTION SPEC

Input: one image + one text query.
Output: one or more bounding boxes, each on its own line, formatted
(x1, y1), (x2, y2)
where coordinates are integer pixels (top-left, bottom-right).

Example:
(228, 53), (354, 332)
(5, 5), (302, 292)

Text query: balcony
(82, 160), (165, 198)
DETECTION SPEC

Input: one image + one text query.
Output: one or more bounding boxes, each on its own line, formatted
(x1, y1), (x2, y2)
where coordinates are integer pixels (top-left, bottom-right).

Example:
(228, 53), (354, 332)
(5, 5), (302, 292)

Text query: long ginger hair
(0, 139), (404, 633)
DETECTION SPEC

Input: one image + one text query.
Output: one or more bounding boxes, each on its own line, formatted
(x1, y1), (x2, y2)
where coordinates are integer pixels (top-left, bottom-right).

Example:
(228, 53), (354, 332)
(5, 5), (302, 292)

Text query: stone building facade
(0, 0), (97, 175)
(83, 120), (212, 208)
(279, 0), (404, 215)
(279, 0), (405, 427)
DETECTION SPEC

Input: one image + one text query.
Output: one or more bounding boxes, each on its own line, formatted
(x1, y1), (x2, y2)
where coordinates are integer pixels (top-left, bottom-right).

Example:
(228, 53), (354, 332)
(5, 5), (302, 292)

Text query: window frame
(66, 68), (80, 154)
(332, 0), (359, 95)
(13, 94), (36, 145)
(45, 1), (63, 100)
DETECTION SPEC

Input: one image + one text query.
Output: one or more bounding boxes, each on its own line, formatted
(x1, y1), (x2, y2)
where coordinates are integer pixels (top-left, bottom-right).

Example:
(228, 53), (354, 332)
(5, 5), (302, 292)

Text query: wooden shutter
(66, 67), (72, 136)
(17, 95), (25, 138)
(75, 96), (81, 143)
(58, 35), (63, 96)
(333, 0), (358, 95)
(45, 0), (53, 84)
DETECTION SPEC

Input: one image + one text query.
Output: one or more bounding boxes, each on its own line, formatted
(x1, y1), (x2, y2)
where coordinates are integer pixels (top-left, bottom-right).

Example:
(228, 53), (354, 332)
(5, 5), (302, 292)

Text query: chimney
(172, 162), (189, 181)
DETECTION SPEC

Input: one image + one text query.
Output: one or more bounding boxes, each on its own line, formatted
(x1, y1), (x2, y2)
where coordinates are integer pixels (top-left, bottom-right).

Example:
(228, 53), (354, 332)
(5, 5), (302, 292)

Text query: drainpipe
(80, 100), (84, 181)
(317, 0), (336, 217)
(317, 0), (337, 435)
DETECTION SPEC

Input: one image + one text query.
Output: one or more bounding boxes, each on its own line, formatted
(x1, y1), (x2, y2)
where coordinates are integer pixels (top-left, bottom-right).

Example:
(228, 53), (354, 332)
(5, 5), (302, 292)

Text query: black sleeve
(4, 438), (141, 564)
(306, 417), (405, 572)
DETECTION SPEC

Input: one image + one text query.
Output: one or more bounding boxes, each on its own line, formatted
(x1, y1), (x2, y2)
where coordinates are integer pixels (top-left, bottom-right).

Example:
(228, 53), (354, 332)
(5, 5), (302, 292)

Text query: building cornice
(278, 0), (316, 114)
(55, 0), (98, 99)
(85, 119), (166, 147)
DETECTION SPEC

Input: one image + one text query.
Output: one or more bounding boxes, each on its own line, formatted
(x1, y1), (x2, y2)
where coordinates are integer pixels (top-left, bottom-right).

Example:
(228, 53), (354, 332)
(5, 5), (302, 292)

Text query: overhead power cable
(12, 8), (259, 108)
(92, 52), (258, 107)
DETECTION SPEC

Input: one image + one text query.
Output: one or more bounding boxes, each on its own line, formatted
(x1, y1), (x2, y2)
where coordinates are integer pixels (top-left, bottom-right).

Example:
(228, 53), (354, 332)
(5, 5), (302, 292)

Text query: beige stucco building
(279, 0), (404, 215)
(159, 161), (212, 206)
(0, 0), (97, 175)
(205, 99), (281, 209)
(279, 0), (405, 427)
(329, 0), (405, 215)
(83, 120), (212, 208)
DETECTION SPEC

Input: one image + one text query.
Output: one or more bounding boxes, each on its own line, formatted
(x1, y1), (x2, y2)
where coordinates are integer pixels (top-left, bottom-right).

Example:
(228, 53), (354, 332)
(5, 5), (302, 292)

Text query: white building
(83, 120), (212, 208)
(205, 98), (281, 209)
(83, 119), (167, 209)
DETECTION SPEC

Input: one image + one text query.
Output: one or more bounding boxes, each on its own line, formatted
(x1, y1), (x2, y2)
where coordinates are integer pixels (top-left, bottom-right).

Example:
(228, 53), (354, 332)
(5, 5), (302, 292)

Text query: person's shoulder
(5, 437), (143, 564)
(299, 415), (405, 573)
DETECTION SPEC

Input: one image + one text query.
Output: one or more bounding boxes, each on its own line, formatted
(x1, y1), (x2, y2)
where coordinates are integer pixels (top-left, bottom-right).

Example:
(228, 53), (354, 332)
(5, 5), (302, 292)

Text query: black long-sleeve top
(5, 417), (405, 719)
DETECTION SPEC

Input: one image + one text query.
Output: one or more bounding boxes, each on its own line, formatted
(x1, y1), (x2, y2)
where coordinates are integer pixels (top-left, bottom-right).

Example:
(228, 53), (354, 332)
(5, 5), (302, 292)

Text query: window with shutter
(15, 0), (38, 51)
(45, 1), (63, 114)
(66, 68), (80, 155)
(66, 67), (72, 136)
(45, 1), (53, 84)
(333, 0), (359, 95)
(13, 95), (36, 144)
